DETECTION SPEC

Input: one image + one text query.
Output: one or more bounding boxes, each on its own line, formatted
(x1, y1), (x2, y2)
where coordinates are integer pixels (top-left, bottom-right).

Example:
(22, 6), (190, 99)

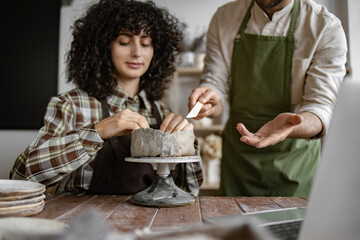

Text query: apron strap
(238, 0), (254, 35)
(100, 98), (110, 118)
(150, 101), (163, 126)
(99, 98), (123, 160)
(287, 0), (299, 37)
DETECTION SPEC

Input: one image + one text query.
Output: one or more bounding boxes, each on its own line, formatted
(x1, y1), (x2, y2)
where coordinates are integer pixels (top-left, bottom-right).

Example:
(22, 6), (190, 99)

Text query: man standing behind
(188, 0), (347, 196)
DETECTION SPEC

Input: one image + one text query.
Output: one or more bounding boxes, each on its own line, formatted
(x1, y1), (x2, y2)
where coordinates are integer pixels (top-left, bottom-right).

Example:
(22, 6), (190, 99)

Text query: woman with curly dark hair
(10, 0), (203, 196)
(68, 0), (179, 101)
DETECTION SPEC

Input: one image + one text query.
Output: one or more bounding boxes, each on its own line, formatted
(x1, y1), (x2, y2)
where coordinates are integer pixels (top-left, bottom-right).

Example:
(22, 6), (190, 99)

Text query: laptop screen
(298, 79), (360, 240)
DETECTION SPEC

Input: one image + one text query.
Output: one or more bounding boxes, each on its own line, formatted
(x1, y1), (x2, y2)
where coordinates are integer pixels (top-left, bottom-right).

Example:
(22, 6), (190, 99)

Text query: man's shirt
(201, 0), (347, 136)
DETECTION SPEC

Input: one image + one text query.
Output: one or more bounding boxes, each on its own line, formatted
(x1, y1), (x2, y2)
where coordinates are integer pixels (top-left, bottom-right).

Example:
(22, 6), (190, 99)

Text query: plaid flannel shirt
(10, 87), (203, 195)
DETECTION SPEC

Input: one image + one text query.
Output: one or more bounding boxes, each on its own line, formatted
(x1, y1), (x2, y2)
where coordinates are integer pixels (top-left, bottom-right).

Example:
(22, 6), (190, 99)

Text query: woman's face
(110, 31), (154, 83)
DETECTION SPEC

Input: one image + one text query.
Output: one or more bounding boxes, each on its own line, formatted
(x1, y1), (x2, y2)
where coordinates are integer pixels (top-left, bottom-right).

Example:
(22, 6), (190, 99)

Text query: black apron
(87, 99), (161, 195)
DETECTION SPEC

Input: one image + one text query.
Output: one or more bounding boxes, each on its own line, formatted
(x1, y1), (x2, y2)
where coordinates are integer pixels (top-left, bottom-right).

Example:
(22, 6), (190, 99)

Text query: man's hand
(95, 109), (150, 139)
(188, 87), (222, 120)
(160, 113), (193, 133)
(236, 113), (303, 148)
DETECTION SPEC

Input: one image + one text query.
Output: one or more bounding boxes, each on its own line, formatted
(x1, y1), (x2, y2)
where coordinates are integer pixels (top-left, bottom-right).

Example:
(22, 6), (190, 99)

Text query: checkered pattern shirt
(10, 87), (203, 196)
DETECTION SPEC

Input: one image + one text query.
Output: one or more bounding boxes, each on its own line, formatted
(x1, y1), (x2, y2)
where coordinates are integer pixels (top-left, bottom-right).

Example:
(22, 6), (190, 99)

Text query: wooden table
(31, 194), (308, 233)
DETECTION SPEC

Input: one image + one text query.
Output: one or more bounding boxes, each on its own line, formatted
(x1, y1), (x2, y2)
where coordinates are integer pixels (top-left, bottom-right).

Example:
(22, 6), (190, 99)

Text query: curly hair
(66, 0), (182, 100)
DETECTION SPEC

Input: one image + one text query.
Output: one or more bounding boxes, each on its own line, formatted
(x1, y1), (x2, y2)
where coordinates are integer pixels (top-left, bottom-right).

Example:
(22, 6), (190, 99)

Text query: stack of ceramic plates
(0, 179), (46, 217)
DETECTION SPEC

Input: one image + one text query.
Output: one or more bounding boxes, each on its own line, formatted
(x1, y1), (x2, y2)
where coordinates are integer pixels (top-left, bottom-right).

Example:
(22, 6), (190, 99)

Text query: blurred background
(0, 1), (358, 191)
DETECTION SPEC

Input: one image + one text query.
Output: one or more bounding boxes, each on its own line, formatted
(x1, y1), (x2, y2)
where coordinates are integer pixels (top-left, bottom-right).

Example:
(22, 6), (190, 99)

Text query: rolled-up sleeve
(11, 95), (104, 186)
(295, 19), (347, 136)
(200, 6), (236, 117)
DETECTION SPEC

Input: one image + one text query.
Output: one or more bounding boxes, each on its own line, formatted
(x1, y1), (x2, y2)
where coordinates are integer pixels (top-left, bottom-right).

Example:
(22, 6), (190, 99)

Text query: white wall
(347, 0), (360, 80)
(58, 0), (98, 94)
(0, 130), (38, 179)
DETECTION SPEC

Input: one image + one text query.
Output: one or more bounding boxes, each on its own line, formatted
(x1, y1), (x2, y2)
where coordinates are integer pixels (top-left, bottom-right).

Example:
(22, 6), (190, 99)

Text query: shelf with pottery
(194, 124), (224, 137)
(197, 129), (222, 193)
(200, 182), (220, 190)
(176, 66), (203, 76)
(172, 65), (223, 192)
(172, 66), (203, 114)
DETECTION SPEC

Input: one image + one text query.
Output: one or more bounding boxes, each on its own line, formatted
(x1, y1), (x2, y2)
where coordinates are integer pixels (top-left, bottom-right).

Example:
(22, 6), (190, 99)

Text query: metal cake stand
(125, 155), (201, 207)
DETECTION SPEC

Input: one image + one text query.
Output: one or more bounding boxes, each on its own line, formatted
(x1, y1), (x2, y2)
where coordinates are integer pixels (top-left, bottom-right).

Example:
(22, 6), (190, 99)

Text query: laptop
(204, 79), (360, 240)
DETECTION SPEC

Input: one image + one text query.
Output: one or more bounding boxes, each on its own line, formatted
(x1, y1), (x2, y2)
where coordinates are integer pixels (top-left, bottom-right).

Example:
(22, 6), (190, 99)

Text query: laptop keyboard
(264, 220), (302, 240)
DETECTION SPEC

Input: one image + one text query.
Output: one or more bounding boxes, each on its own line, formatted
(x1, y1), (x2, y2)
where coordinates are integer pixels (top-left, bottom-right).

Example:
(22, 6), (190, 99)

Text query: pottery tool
(186, 101), (203, 118)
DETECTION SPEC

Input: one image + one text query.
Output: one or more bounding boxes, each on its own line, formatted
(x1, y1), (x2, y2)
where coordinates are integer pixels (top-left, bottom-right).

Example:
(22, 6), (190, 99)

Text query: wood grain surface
(29, 194), (308, 233)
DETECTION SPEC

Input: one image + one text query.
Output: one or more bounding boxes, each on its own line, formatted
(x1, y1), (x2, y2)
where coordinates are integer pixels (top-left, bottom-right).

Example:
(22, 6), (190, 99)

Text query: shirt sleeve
(199, 8), (231, 116)
(295, 19), (347, 137)
(10, 95), (104, 186)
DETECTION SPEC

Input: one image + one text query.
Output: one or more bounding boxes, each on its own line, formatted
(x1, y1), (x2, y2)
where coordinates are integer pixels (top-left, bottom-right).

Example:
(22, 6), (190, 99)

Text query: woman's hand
(188, 87), (222, 120)
(95, 109), (150, 139)
(236, 113), (303, 148)
(160, 113), (193, 133)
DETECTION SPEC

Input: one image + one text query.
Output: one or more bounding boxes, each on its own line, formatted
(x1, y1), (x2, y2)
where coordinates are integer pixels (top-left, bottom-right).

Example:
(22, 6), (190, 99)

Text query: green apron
(221, 0), (320, 196)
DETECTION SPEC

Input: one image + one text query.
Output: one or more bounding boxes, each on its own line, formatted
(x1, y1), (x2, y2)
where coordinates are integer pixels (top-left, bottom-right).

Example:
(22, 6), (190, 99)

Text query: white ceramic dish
(0, 217), (67, 238)
(0, 200), (44, 213)
(0, 191), (44, 201)
(0, 194), (45, 207)
(0, 179), (45, 197)
(0, 200), (45, 217)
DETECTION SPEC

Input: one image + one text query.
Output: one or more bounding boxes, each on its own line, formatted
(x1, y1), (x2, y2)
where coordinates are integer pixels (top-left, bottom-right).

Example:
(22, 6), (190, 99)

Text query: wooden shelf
(172, 67), (203, 114)
(201, 182), (220, 190)
(200, 182), (221, 196)
(194, 124), (224, 137)
(195, 124), (224, 132)
(177, 67), (203, 76)
(172, 68), (223, 191)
